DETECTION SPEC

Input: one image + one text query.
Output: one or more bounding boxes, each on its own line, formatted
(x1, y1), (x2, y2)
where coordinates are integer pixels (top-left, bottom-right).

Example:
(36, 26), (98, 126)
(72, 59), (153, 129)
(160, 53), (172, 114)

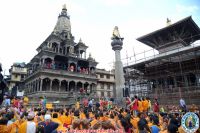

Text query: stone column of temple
(50, 80), (52, 91)
(195, 74), (200, 86)
(40, 79), (43, 91)
(59, 81), (61, 92)
(37, 79), (40, 92)
(111, 26), (125, 103)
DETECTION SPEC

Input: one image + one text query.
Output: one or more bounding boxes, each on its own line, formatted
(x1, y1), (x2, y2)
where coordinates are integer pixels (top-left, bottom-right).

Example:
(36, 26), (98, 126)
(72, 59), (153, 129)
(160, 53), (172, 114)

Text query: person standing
(179, 98), (187, 113)
(130, 95), (138, 116)
(42, 96), (47, 110)
(153, 98), (159, 113)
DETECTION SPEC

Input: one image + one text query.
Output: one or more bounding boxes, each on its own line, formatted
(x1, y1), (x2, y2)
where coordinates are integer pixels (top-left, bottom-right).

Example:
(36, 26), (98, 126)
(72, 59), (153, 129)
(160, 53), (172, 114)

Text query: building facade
(96, 69), (115, 99)
(24, 5), (98, 105)
(7, 62), (27, 95)
(125, 16), (200, 106)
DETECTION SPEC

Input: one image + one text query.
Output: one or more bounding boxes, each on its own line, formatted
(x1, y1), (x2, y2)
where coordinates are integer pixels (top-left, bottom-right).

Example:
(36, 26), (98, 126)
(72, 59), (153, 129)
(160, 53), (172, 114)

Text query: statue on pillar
(111, 26), (124, 40)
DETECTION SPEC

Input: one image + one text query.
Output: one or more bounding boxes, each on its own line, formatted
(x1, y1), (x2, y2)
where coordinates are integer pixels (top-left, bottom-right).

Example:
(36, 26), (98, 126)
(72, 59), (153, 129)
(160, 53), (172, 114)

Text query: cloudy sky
(0, 0), (200, 74)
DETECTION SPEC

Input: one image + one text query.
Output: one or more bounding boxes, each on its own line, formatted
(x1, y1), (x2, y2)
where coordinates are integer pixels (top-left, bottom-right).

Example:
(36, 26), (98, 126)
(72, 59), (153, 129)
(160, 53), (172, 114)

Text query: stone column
(40, 79), (43, 91)
(196, 74), (200, 86)
(59, 81), (61, 92)
(50, 80), (52, 91)
(111, 26), (125, 104)
(84, 51), (86, 59)
(37, 80), (40, 92)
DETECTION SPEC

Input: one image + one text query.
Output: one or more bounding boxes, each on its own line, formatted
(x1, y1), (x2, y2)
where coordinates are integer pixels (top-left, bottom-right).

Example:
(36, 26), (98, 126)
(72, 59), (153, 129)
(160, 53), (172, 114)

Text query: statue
(111, 26), (123, 40)
(69, 46), (74, 54)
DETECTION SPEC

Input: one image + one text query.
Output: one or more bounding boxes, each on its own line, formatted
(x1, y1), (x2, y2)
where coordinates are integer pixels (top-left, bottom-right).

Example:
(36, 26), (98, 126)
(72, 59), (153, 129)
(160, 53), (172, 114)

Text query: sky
(0, 0), (200, 75)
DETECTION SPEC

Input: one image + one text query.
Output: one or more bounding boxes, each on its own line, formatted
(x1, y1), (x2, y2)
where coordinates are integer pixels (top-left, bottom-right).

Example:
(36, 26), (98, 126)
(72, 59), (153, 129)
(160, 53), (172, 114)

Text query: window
(100, 74), (104, 78)
(107, 84), (110, 90)
(106, 75), (110, 79)
(101, 92), (104, 97)
(15, 74), (18, 78)
(107, 92), (111, 97)
(101, 83), (104, 89)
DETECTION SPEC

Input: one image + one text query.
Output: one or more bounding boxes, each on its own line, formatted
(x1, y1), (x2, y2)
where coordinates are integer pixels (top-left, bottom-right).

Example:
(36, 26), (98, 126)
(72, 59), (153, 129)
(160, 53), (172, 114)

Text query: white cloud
(95, 0), (131, 7)
(176, 4), (198, 13)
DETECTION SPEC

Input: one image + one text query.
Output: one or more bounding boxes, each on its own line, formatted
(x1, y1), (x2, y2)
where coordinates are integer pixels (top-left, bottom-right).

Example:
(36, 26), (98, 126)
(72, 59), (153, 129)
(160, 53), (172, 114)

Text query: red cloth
(153, 102), (159, 112)
(132, 99), (138, 111)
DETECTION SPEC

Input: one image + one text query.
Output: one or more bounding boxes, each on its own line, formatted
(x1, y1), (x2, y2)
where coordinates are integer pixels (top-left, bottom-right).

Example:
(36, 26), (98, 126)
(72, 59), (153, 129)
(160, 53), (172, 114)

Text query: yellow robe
(0, 125), (8, 133)
(52, 118), (67, 132)
(64, 115), (72, 125)
(18, 121), (27, 133)
(138, 101), (143, 112)
(80, 113), (86, 119)
(90, 119), (98, 127)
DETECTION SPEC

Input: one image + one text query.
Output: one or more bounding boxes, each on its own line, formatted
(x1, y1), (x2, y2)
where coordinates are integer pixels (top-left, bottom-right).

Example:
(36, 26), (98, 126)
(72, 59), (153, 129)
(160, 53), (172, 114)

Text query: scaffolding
(124, 41), (200, 105)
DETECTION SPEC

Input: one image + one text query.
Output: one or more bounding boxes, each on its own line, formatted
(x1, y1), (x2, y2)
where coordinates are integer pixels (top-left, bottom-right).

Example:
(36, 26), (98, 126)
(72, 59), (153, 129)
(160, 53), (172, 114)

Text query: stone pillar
(40, 79), (43, 91)
(111, 26), (125, 104)
(78, 50), (80, 58)
(84, 51), (86, 59)
(74, 82), (77, 92)
(59, 81), (61, 92)
(50, 80), (52, 91)
(37, 80), (40, 92)
(195, 74), (200, 86)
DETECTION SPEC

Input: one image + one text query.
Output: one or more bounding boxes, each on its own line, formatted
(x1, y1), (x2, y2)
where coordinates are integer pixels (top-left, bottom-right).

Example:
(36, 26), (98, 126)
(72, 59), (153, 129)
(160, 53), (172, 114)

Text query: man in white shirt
(26, 112), (36, 133)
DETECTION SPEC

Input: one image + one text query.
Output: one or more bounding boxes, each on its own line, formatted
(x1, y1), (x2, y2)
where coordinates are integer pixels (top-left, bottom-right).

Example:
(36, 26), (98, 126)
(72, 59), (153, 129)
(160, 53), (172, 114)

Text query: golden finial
(79, 38), (83, 43)
(63, 4), (67, 9)
(166, 18), (171, 26)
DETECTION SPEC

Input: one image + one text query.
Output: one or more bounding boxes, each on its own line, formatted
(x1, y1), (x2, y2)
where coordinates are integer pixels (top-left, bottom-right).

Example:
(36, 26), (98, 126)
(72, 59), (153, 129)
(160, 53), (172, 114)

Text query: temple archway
(42, 78), (51, 91)
(61, 80), (68, 91)
(69, 81), (75, 91)
(77, 82), (83, 92)
(52, 79), (59, 91)
(84, 82), (89, 93)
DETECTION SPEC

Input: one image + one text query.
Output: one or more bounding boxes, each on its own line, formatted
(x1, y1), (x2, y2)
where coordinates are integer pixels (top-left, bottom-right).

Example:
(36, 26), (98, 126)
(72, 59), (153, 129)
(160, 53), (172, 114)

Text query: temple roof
(137, 16), (200, 49)
(53, 4), (71, 33)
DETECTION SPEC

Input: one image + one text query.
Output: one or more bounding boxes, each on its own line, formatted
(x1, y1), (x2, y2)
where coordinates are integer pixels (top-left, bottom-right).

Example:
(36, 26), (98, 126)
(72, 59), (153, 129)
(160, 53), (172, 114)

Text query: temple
(24, 6), (98, 106)
(124, 16), (200, 106)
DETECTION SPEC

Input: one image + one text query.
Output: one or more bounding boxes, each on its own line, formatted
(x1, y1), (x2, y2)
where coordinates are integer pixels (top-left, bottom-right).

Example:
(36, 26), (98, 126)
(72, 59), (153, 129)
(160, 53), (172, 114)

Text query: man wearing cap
(18, 111), (36, 133)
(38, 114), (59, 133)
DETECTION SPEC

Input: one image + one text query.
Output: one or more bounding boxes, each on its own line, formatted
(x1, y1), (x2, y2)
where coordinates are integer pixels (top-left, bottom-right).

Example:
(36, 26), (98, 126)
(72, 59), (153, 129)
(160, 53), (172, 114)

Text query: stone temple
(24, 5), (98, 106)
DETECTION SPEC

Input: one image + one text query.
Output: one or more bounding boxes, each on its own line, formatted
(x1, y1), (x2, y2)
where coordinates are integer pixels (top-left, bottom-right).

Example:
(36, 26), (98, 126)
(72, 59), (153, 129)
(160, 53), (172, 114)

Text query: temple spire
(53, 4), (71, 33)
(63, 4), (67, 10)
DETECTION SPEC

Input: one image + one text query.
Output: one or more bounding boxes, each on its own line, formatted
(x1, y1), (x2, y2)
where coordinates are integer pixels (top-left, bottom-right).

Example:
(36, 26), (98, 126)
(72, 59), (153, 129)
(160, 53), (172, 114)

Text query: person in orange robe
(63, 112), (72, 128)
(138, 98), (143, 113)
(51, 113), (67, 132)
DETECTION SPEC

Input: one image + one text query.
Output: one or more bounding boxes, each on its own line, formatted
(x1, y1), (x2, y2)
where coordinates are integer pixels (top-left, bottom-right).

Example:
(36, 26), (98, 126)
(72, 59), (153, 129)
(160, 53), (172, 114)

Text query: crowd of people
(0, 95), (199, 133)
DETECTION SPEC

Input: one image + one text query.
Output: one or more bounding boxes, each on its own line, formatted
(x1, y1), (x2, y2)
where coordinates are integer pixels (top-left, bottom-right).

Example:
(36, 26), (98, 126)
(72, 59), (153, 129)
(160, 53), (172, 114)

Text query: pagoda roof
(137, 16), (200, 49)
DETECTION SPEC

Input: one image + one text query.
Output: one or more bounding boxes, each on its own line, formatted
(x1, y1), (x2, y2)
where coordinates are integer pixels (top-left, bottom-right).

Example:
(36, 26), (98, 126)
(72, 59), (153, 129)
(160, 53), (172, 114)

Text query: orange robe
(52, 118), (67, 132)
(138, 101), (143, 112)
(18, 121), (27, 133)
(0, 125), (9, 133)
(64, 115), (72, 125)
(90, 119), (98, 127)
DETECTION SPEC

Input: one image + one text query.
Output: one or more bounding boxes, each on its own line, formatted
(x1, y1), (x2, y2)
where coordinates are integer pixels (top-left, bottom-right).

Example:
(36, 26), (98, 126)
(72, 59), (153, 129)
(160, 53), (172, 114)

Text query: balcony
(12, 67), (27, 74)
(26, 65), (97, 80)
